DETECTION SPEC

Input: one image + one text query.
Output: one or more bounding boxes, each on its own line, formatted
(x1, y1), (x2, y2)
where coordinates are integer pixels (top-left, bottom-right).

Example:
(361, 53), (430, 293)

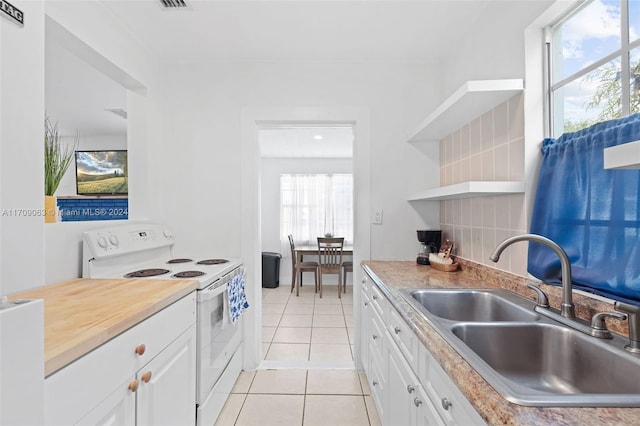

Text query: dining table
(293, 243), (353, 295)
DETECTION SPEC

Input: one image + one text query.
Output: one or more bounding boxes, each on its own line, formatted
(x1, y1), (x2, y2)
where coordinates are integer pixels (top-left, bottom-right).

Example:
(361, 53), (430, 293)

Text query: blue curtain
(528, 113), (640, 304)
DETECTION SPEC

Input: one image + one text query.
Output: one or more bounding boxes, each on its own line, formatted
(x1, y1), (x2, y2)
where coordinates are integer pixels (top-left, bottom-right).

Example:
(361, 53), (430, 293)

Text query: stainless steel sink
(398, 287), (640, 406)
(400, 288), (539, 322)
(451, 322), (640, 405)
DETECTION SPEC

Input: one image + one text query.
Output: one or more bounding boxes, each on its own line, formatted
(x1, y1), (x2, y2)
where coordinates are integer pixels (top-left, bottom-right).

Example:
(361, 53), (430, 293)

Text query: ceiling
(44, 0), (554, 145)
(97, 0), (553, 64)
(259, 126), (354, 158)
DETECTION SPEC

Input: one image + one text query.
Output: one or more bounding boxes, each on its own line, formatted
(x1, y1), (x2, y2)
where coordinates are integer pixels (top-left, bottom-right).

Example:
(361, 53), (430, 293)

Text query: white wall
(157, 61), (441, 260)
(0, 0), (46, 296)
(39, 2), (164, 285)
(260, 157), (353, 281)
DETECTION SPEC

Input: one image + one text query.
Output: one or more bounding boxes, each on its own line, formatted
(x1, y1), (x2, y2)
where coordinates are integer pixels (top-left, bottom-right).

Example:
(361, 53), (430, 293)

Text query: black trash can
(261, 252), (282, 288)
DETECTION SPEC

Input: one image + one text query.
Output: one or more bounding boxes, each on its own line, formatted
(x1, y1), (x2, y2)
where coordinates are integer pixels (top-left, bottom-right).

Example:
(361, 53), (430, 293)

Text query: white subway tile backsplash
(470, 153), (482, 180)
(471, 198), (483, 228)
(509, 194), (527, 232)
(508, 94), (525, 141)
(493, 101), (509, 147)
(509, 137), (525, 181)
(481, 196), (496, 229)
(494, 144), (509, 180)
(481, 150), (494, 181)
(438, 94), (527, 277)
(469, 117), (482, 156)
(494, 195), (510, 230)
(481, 110), (494, 151)
(452, 130), (461, 162)
(460, 124), (470, 159)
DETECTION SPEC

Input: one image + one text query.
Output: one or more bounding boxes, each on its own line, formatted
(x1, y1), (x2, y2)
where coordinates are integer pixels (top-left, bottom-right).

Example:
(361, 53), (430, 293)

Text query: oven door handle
(198, 282), (227, 302)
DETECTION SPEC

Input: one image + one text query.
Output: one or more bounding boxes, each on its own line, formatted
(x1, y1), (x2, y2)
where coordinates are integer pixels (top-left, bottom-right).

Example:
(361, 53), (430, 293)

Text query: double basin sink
(399, 288), (640, 407)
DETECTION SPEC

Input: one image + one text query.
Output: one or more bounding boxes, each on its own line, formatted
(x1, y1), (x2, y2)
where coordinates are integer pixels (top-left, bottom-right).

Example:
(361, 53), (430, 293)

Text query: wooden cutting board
(8, 278), (198, 376)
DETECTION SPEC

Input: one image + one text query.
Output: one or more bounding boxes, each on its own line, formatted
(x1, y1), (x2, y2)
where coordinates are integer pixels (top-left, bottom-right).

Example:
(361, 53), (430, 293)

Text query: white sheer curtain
(280, 174), (353, 246)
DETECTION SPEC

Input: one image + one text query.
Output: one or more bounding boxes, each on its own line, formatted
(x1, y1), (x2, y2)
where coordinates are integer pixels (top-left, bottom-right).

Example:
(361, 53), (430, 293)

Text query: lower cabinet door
(75, 378), (136, 426)
(415, 386), (445, 426)
(136, 324), (197, 426)
(387, 343), (415, 426)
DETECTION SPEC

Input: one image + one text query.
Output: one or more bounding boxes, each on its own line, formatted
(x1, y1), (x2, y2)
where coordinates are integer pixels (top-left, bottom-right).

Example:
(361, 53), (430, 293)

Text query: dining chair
(341, 260), (353, 294)
(317, 237), (344, 298)
(288, 234), (318, 297)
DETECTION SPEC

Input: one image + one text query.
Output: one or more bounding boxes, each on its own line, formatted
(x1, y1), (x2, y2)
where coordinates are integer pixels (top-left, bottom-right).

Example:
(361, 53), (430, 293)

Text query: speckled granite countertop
(362, 260), (640, 426)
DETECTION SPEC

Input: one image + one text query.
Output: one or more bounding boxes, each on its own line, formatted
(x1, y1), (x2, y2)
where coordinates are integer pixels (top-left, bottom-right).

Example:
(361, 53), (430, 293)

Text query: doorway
(240, 107), (372, 371)
(259, 123), (354, 368)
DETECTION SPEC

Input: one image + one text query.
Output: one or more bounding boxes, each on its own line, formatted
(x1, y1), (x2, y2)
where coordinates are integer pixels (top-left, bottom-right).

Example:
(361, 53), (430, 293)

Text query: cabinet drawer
(387, 307), (419, 371)
(369, 284), (387, 319)
(424, 349), (485, 426)
(369, 308), (385, 360)
(45, 293), (196, 426)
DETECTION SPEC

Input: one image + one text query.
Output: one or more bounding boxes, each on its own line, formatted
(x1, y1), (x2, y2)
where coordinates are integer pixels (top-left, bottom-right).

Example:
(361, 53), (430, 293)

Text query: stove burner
(196, 259), (229, 265)
(167, 258), (193, 264)
(173, 271), (206, 278)
(124, 268), (171, 278)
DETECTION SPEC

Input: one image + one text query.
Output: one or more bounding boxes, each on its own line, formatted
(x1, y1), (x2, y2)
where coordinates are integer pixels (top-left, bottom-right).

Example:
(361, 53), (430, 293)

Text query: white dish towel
(227, 270), (249, 324)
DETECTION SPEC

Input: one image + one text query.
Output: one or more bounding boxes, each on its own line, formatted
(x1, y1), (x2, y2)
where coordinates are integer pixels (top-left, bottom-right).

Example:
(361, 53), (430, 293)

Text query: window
(280, 174), (353, 244)
(550, 0), (640, 136)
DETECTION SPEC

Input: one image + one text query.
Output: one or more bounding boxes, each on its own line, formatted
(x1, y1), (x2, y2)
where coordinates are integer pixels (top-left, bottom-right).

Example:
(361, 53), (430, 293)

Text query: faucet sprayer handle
(526, 284), (550, 308)
(614, 301), (640, 353)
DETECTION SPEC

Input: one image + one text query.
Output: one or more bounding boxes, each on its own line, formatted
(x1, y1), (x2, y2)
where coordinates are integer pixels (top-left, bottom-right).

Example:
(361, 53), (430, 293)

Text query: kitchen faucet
(490, 233), (575, 318)
(490, 233), (630, 340)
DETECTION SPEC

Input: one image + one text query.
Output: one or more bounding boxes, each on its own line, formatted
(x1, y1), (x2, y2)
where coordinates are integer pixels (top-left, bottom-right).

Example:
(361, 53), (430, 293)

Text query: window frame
(547, 0), (640, 136)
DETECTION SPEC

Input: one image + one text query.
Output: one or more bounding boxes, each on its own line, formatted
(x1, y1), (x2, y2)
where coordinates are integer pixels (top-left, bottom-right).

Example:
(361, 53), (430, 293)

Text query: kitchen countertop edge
(9, 278), (199, 377)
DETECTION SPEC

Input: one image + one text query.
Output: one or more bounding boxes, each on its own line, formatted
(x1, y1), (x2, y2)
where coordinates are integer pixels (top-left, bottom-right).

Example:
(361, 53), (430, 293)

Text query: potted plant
(44, 117), (77, 223)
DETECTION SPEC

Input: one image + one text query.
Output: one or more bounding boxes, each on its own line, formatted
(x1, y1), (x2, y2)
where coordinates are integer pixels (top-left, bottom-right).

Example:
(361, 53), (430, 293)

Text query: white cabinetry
(407, 79), (525, 202)
(360, 268), (485, 426)
(45, 293), (196, 426)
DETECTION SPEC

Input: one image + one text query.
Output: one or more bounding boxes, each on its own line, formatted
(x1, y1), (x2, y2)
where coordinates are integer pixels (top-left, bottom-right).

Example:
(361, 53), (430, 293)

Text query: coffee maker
(416, 230), (442, 265)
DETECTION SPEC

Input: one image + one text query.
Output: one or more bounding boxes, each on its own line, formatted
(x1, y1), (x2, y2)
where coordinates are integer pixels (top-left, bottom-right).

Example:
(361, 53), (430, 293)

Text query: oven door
(196, 280), (242, 404)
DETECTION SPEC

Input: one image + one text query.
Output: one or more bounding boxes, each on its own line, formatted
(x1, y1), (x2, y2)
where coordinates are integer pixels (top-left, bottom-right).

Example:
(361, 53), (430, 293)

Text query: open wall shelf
(408, 181), (525, 201)
(604, 140), (640, 170)
(408, 79), (524, 143)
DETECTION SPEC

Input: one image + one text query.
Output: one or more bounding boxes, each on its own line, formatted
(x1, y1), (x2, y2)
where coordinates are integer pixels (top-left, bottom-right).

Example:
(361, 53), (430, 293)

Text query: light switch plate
(373, 208), (383, 224)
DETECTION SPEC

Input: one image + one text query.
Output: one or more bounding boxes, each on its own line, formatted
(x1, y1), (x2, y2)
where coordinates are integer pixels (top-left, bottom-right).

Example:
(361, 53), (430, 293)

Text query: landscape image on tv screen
(75, 150), (128, 195)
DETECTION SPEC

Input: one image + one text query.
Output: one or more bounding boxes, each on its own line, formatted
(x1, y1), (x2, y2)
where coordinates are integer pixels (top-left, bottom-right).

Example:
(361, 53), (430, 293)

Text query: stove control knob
(109, 235), (120, 246)
(163, 229), (174, 239)
(97, 236), (108, 248)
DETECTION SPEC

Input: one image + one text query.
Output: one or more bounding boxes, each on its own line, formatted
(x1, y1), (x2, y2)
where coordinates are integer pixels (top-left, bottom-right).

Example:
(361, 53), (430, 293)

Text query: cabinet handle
(141, 371), (152, 383)
(394, 326), (401, 334)
(363, 301), (368, 306)
(361, 279), (366, 283)
(406, 385), (414, 394)
(372, 380), (378, 387)
(441, 397), (452, 410)
(128, 380), (139, 393)
(372, 334), (379, 340)
(135, 344), (146, 356)
(413, 398), (422, 407)
(372, 294), (378, 300)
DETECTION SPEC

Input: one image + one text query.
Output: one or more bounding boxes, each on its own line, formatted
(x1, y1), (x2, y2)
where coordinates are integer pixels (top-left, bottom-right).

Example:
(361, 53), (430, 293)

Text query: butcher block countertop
(364, 260), (640, 426)
(8, 278), (198, 377)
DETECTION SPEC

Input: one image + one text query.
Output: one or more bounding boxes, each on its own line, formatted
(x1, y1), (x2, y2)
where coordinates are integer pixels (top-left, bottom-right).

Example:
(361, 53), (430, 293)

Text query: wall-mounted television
(75, 150), (128, 195)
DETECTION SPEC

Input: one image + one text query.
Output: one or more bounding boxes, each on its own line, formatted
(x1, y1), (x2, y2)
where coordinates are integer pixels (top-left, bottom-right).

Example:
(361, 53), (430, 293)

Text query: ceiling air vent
(160, 0), (187, 8)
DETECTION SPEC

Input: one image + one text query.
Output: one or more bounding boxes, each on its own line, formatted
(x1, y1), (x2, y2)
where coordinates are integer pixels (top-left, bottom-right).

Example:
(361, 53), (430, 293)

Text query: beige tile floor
(215, 369), (382, 426)
(214, 281), (382, 425)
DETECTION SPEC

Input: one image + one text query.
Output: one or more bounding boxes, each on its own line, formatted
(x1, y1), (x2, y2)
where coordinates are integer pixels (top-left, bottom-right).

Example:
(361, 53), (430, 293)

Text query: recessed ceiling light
(313, 135), (323, 140)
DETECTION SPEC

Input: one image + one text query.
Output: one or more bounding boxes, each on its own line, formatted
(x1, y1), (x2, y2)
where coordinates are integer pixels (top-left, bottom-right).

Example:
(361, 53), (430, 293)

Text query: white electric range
(82, 223), (245, 426)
